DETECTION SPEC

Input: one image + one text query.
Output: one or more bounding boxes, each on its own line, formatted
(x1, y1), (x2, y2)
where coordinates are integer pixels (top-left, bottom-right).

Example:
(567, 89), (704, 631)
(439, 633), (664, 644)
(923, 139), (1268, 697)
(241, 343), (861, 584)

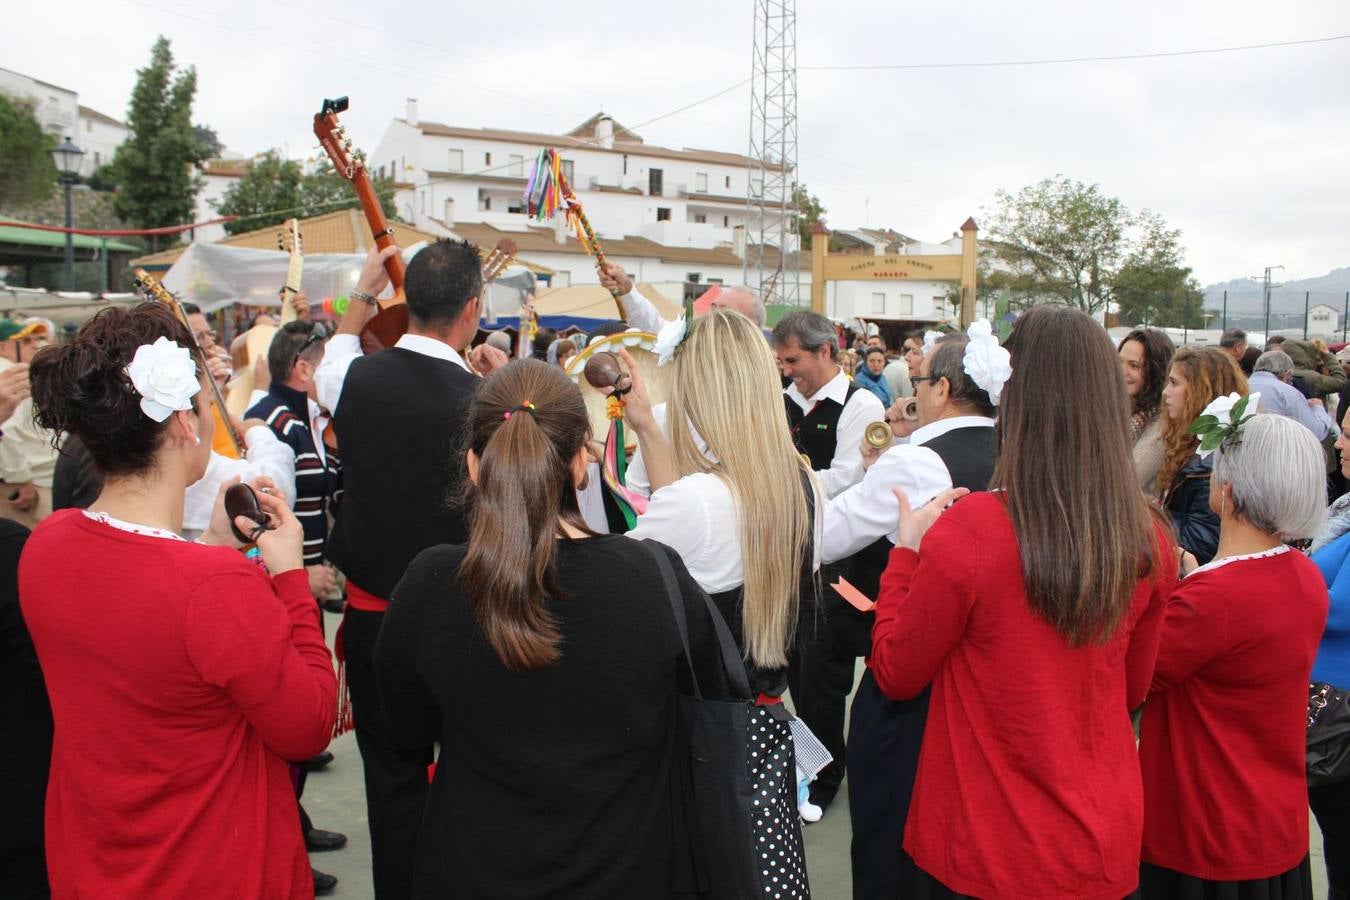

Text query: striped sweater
(245, 384), (341, 566)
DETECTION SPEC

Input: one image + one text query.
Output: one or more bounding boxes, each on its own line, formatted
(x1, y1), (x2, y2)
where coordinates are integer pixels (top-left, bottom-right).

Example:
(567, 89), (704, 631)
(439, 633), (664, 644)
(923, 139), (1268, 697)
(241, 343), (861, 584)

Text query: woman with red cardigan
(870, 304), (1176, 898)
(20, 303), (336, 899)
(1140, 410), (1328, 897)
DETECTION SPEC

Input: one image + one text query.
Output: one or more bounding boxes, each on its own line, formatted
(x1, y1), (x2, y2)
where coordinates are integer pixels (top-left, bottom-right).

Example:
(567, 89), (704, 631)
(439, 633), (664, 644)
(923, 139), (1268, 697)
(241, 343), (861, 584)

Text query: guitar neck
(352, 173), (405, 292)
(280, 252), (303, 324)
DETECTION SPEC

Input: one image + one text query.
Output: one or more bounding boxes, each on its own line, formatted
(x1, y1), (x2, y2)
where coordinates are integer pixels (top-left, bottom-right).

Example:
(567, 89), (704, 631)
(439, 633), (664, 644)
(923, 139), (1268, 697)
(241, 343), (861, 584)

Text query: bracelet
(350, 290), (378, 306)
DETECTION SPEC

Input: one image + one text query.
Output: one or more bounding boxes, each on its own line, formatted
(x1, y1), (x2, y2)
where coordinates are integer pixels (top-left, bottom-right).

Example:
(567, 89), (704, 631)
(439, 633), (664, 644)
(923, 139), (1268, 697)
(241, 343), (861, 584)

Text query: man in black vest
(314, 240), (482, 900)
(827, 333), (1000, 900)
(771, 310), (884, 814)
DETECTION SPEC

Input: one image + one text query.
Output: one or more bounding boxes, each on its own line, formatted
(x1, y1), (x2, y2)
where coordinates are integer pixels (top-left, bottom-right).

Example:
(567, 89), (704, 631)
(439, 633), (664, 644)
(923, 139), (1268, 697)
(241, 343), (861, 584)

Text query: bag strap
(645, 540), (753, 700)
(647, 541), (703, 699)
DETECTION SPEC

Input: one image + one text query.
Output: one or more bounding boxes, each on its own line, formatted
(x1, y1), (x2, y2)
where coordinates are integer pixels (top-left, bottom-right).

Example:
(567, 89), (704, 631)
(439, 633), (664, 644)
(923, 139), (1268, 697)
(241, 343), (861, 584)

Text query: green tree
(1112, 212), (1204, 327)
(214, 156), (396, 235)
(192, 123), (223, 160)
(214, 151), (303, 235)
(0, 93), (57, 209)
(111, 36), (206, 239)
(297, 159), (396, 221)
(793, 183), (825, 249)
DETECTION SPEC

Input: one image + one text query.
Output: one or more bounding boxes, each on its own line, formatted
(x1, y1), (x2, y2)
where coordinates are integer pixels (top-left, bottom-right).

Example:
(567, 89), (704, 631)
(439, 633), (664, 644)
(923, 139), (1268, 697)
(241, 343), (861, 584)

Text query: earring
(194, 435), (201, 447)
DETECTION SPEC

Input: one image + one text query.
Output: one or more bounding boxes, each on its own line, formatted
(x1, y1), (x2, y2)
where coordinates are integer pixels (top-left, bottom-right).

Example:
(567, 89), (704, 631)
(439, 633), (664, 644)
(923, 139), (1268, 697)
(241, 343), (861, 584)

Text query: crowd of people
(2, 238), (1350, 900)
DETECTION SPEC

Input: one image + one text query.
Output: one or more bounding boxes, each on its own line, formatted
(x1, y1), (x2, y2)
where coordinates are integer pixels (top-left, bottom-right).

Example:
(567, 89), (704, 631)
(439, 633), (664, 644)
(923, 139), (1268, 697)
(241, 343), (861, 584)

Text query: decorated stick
(524, 148), (626, 322)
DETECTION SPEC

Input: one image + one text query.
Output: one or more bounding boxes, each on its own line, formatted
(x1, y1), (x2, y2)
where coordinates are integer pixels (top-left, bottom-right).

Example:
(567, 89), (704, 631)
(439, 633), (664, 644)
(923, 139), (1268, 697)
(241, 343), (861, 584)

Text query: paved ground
(304, 610), (1328, 898)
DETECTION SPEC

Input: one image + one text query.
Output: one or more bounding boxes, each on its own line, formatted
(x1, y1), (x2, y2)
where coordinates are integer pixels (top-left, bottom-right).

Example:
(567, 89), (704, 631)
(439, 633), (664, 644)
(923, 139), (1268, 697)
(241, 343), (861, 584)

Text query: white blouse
(628, 471), (822, 595)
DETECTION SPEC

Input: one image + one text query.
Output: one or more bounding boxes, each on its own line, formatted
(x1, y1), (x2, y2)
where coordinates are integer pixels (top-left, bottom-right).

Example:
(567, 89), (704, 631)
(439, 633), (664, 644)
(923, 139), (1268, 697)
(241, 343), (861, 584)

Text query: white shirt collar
(784, 367), (850, 413)
(911, 415), (996, 447)
(395, 333), (470, 372)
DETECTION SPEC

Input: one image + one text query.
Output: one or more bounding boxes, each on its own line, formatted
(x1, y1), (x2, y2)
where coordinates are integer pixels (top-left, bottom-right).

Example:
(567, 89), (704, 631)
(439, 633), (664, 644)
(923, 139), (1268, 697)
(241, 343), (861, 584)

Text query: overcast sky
(11, 0), (1348, 284)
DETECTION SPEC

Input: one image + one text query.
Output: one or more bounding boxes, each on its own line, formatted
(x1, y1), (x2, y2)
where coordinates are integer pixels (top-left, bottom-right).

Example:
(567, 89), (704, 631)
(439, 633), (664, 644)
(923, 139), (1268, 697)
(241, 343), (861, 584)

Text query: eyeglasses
(193, 329), (218, 346)
(292, 330), (325, 367)
(911, 375), (939, 386)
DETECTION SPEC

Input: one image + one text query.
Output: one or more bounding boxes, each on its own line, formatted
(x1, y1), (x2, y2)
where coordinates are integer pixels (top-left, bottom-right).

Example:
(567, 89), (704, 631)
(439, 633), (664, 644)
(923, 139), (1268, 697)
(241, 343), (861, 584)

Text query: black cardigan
(375, 535), (729, 899)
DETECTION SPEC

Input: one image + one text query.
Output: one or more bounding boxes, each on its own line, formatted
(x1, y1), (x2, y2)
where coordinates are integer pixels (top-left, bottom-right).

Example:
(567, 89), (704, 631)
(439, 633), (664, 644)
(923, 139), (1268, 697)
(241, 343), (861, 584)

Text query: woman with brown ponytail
(374, 358), (728, 900)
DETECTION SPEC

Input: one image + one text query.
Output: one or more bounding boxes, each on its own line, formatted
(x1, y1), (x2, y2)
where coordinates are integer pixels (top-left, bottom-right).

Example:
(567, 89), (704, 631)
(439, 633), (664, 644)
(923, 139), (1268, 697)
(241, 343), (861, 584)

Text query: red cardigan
(1141, 548), (1326, 880)
(871, 492), (1174, 900)
(19, 510), (336, 900)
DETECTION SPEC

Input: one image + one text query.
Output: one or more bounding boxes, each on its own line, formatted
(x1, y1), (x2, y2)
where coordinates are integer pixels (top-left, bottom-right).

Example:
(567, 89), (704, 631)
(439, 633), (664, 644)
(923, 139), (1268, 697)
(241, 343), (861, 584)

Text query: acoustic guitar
(225, 218), (303, 415)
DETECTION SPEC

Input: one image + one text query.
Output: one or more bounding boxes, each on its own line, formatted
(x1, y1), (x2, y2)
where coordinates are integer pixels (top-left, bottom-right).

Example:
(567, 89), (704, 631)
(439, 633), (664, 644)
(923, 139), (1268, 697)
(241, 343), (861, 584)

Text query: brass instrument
(865, 420), (894, 450)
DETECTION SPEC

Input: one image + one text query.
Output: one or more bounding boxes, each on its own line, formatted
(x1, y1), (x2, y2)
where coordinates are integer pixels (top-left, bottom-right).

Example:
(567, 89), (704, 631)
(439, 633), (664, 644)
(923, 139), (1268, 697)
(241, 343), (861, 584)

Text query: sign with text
(823, 253), (964, 283)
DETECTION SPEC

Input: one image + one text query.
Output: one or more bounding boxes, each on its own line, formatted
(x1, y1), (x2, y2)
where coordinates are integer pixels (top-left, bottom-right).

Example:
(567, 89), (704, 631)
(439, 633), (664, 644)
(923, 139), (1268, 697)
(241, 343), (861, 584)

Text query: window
(725, 175), (731, 189)
(898, 294), (914, 315)
(509, 154), (524, 177)
(872, 292), (887, 313)
(622, 154), (628, 175)
(561, 159), (575, 182)
(443, 198), (455, 224)
(447, 149), (463, 172)
(649, 168), (664, 196)
(695, 172), (708, 193)
(420, 191), (426, 213)
(93, 151), (100, 167)
(484, 152), (492, 165)
(507, 199), (524, 214)
(693, 213), (706, 224)
(687, 273), (702, 284)
(657, 207), (671, 222)
(484, 197), (491, 211)
(723, 215), (729, 227)
(708, 278), (724, 285)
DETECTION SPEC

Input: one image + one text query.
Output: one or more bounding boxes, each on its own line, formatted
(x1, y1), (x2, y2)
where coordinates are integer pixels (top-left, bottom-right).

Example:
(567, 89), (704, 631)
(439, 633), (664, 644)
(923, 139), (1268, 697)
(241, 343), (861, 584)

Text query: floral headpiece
(1188, 391), (1261, 459)
(962, 319), (1012, 406)
(654, 295), (697, 366)
(125, 336), (200, 423)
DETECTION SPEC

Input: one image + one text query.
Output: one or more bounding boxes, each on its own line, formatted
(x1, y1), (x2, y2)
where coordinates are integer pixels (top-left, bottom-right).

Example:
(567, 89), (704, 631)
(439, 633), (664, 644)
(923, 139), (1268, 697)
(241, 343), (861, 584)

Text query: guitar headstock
(313, 96), (363, 181)
(277, 218), (304, 256)
(134, 268), (174, 306)
(481, 238), (518, 283)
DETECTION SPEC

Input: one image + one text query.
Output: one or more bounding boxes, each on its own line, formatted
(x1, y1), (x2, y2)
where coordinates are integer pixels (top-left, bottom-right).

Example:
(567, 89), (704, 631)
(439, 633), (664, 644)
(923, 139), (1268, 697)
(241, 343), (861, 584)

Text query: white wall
(827, 278), (957, 323)
(76, 111), (129, 176)
(0, 67), (79, 139)
(193, 172), (243, 242)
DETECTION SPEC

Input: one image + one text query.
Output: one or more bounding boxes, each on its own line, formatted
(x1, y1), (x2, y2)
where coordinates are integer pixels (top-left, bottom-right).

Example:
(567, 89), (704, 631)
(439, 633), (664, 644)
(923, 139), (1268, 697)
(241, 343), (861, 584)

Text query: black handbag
(646, 543), (811, 900)
(1307, 681), (1350, 786)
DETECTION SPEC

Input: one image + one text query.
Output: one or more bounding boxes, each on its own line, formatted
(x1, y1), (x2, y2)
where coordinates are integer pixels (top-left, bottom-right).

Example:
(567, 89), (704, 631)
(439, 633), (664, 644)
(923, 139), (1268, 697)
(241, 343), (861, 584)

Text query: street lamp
(50, 136), (84, 291)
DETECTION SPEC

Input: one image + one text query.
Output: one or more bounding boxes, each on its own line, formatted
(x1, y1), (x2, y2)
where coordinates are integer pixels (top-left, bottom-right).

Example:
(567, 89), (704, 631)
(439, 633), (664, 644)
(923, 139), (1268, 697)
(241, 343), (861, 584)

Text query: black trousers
(345, 607), (433, 900)
(787, 562), (871, 807)
(1311, 778), (1350, 899)
(847, 670), (929, 900)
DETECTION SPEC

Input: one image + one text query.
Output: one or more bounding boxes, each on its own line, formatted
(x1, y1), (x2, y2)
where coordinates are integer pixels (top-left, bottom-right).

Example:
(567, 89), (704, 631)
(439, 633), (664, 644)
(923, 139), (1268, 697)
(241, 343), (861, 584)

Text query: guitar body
(360, 295), (408, 353)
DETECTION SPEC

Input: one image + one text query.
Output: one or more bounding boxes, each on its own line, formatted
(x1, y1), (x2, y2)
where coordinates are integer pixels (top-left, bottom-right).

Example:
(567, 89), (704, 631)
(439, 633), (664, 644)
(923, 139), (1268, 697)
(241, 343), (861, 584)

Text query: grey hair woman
(1140, 412), (1329, 898)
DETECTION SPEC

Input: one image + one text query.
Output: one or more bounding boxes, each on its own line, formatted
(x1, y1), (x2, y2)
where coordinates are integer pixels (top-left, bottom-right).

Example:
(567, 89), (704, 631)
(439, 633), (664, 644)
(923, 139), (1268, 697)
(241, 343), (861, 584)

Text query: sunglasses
(292, 329), (326, 367)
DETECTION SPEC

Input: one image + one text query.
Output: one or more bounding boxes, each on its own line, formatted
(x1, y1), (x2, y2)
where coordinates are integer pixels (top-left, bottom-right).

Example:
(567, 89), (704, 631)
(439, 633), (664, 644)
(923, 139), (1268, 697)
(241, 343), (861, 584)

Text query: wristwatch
(350, 290), (378, 306)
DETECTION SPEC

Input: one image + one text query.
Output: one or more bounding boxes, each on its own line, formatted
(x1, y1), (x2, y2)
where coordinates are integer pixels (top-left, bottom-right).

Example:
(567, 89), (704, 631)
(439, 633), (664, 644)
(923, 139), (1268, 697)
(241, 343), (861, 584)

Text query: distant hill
(1203, 267), (1350, 317)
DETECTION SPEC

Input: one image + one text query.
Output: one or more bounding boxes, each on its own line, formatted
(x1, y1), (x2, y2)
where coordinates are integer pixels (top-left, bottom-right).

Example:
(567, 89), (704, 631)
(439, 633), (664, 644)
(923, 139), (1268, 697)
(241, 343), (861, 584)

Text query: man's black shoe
(305, 829), (348, 853)
(303, 751), (334, 772)
(313, 868), (337, 896)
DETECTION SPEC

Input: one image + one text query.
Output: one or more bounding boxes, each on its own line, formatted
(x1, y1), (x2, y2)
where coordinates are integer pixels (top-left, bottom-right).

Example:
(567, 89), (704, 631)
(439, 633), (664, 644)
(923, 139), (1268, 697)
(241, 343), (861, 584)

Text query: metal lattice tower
(745, 0), (801, 307)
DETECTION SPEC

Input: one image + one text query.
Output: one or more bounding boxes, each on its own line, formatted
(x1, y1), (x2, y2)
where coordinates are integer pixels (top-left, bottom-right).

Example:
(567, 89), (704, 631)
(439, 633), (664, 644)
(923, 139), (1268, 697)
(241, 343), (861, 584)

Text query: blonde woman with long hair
(621, 307), (820, 691)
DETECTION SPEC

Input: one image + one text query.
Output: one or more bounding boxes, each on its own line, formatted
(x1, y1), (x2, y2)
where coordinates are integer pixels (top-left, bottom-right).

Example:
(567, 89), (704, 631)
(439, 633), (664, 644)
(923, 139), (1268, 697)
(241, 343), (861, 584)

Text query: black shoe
(312, 868), (337, 896)
(320, 597), (345, 615)
(305, 828), (348, 853)
(303, 751), (334, 772)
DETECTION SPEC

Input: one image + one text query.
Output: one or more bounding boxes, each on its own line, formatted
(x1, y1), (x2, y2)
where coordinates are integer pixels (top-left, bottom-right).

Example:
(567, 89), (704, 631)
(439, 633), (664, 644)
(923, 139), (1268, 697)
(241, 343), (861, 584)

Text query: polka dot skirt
(749, 707), (810, 898)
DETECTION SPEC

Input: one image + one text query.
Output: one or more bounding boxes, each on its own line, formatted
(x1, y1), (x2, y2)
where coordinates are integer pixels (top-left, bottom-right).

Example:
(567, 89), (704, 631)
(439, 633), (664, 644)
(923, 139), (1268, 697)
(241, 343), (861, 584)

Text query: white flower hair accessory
(124, 336), (200, 423)
(922, 330), (943, 356)
(961, 318), (1012, 406)
(654, 315), (687, 366)
(1190, 391), (1261, 459)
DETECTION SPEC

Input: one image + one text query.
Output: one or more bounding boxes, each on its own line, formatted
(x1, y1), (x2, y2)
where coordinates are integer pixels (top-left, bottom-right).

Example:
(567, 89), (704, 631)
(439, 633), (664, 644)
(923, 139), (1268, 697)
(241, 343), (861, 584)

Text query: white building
(76, 105), (130, 176)
(821, 228), (973, 325)
(1, 66), (130, 178)
(369, 103), (795, 290)
(1309, 304), (1341, 339)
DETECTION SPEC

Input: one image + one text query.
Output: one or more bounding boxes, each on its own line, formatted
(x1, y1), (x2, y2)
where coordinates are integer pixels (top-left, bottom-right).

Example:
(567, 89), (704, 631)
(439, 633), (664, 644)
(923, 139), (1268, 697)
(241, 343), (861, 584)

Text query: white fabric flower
(961, 318), (1012, 406)
(654, 315), (688, 366)
(922, 331), (943, 356)
(1194, 391), (1261, 459)
(125, 336), (200, 422)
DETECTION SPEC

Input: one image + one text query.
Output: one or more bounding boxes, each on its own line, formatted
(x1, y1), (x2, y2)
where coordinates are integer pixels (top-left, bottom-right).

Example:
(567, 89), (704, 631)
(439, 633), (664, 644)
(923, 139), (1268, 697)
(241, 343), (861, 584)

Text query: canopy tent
(0, 287), (142, 326)
(160, 242), (538, 318)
